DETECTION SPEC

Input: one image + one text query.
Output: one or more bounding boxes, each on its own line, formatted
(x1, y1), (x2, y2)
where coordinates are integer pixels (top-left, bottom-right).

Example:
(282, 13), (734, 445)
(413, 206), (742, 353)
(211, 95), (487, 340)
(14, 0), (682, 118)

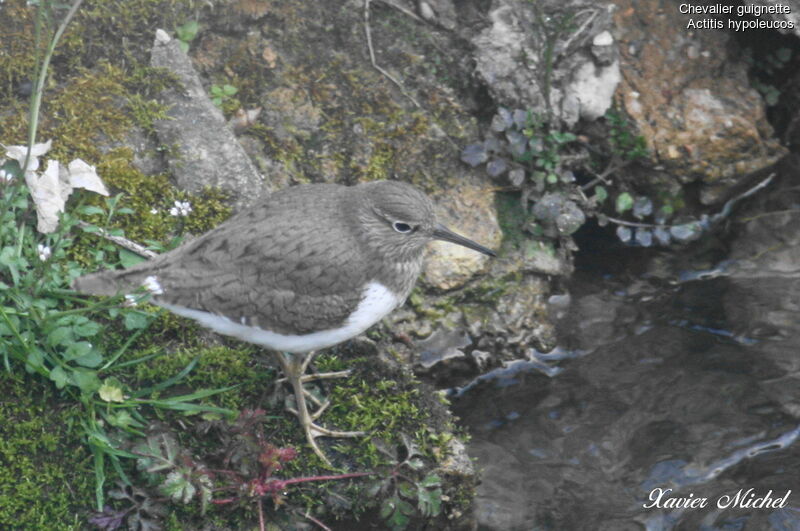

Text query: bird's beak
(432, 223), (497, 257)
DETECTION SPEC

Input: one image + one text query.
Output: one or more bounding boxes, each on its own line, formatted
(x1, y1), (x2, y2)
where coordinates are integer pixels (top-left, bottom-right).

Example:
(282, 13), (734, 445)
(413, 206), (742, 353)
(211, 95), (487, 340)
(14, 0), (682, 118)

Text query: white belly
(158, 281), (401, 353)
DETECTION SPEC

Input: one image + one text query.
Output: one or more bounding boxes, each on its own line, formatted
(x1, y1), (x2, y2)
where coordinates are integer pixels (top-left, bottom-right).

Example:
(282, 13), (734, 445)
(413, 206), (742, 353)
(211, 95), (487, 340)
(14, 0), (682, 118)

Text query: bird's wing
(74, 186), (372, 335)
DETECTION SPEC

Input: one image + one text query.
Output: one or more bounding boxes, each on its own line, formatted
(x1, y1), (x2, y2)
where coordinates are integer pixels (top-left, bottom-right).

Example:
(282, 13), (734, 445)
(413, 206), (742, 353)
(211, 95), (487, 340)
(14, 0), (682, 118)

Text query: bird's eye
(393, 222), (413, 233)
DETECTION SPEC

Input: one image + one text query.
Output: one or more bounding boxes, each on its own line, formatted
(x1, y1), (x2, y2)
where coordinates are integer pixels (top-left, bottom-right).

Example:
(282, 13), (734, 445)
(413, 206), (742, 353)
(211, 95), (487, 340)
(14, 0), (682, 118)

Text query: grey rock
(471, 0), (618, 126)
(149, 29), (266, 211)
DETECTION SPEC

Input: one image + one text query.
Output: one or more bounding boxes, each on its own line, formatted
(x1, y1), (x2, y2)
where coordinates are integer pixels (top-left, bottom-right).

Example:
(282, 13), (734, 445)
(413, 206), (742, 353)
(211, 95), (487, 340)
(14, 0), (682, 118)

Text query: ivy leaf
(508, 168), (525, 187)
(653, 226), (671, 245)
(486, 158), (508, 178)
(615, 192), (634, 213)
(635, 228), (653, 247)
(632, 196), (653, 219)
(460, 143), (488, 167)
(616, 225), (633, 243)
(491, 107), (512, 132)
(670, 222), (700, 242)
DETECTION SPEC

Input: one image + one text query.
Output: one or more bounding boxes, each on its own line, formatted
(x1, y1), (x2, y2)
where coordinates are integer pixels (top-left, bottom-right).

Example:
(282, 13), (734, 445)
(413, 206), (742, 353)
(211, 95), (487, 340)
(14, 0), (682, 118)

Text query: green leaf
(593, 185), (608, 203)
(406, 457), (424, 470)
(71, 369), (102, 394)
(73, 318), (101, 338)
(161, 470), (196, 504)
(26, 349), (44, 371)
(48, 326), (73, 347)
(615, 192), (634, 213)
(78, 205), (105, 216)
(74, 349), (103, 368)
(124, 311), (150, 330)
(119, 249), (147, 268)
(50, 366), (69, 389)
(397, 481), (416, 499)
(418, 486), (442, 517)
(222, 84), (237, 96)
(107, 410), (137, 429)
(64, 341), (93, 361)
(99, 381), (125, 403)
(419, 474), (441, 488)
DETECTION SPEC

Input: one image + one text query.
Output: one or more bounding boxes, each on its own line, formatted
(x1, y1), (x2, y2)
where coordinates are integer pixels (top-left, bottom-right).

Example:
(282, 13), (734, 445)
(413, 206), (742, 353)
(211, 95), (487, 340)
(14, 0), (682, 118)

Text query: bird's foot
(286, 403), (366, 466)
(276, 352), (365, 465)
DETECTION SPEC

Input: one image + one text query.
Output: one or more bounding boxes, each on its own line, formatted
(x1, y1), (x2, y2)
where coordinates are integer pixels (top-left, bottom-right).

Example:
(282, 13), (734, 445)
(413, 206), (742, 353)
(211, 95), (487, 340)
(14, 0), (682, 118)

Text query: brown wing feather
(74, 184), (372, 335)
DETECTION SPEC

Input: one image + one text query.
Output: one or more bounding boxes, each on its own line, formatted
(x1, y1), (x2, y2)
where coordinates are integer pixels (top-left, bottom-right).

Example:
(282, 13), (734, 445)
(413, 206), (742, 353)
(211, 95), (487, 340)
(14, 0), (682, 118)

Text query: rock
(471, 1), (619, 126)
(418, 0), (458, 30)
(424, 183), (502, 290)
(149, 29), (267, 211)
(468, 274), (556, 358)
(611, 0), (787, 204)
(749, 1), (800, 38)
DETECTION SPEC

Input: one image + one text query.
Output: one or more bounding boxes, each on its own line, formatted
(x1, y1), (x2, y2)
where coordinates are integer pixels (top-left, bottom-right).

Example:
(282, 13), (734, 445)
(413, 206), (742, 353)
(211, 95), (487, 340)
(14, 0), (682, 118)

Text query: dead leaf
(68, 159), (109, 196)
(26, 159), (65, 233)
(5, 139), (52, 173)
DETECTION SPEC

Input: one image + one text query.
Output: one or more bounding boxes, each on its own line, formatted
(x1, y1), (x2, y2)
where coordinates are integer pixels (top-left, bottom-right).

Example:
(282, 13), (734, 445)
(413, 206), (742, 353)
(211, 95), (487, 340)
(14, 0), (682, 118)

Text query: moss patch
(0, 374), (93, 528)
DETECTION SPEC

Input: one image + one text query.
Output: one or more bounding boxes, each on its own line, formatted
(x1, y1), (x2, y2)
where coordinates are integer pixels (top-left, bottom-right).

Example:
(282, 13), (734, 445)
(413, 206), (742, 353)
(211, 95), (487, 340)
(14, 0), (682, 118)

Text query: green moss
(0, 374), (93, 528)
(128, 344), (271, 412)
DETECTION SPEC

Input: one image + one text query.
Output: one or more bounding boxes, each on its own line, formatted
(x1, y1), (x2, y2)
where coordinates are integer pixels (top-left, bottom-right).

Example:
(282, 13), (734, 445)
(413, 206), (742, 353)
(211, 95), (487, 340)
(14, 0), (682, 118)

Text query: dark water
(452, 253), (800, 530)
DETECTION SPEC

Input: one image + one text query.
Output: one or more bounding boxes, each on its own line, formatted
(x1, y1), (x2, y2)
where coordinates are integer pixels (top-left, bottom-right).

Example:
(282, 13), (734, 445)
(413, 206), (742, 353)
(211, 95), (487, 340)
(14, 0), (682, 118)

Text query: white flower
(150, 208), (159, 215)
(142, 275), (164, 295)
(37, 244), (51, 261)
(0, 169), (12, 182)
(169, 200), (192, 217)
(123, 294), (140, 307)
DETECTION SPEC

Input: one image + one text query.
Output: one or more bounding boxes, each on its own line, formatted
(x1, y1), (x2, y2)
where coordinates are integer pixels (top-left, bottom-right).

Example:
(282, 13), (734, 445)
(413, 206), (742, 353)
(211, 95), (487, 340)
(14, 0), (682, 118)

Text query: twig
(303, 511), (333, 531)
(77, 220), (157, 259)
(560, 9), (599, 53)
(375, 0), (424, 23)
(364, 0), (421, 109)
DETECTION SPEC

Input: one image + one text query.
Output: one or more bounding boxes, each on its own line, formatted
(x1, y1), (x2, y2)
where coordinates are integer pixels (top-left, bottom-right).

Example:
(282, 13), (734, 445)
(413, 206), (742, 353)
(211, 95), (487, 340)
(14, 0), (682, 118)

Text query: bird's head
(356, 181), (496, 264)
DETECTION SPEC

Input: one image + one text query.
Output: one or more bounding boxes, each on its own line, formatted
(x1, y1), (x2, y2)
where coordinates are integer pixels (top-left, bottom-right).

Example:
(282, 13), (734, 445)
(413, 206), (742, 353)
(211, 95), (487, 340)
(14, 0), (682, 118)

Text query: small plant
(175, 20), (199, 53)
(368, 434), (444, 530)
(605, 110), (649, 162)
(89, 410), (372, 530)
(210, 83), (238, 109)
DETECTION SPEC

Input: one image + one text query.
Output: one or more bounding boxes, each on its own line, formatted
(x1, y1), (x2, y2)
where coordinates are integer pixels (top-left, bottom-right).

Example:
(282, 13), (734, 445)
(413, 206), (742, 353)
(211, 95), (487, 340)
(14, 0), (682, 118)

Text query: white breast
(158, 281), (401, 353)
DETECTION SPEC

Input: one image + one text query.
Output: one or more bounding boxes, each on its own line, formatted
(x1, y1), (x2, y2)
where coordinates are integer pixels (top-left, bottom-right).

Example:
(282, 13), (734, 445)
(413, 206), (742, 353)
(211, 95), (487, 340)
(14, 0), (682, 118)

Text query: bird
(73, 180), (496, 464)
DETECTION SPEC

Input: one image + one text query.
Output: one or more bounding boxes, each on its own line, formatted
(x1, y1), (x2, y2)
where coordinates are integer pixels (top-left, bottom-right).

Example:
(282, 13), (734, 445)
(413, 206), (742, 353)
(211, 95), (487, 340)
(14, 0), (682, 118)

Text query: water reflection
(452, 273), (800, 530)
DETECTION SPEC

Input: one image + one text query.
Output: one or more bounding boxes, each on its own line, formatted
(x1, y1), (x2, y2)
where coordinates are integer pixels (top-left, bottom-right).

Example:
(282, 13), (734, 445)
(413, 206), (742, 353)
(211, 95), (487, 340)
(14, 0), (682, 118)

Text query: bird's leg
(274, 351), (353, 409)
(275, 351), (364, 465)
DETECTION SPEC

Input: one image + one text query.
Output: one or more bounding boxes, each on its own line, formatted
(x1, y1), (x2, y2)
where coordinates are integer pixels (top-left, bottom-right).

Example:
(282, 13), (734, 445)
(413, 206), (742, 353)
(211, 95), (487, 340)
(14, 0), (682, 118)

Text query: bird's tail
(72, 270), (126, 296)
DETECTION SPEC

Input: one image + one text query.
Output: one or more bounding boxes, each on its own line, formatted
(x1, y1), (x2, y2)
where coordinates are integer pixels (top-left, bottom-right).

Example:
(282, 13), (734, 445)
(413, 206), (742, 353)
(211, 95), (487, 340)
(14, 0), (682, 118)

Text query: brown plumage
(73, 179), (496, 464)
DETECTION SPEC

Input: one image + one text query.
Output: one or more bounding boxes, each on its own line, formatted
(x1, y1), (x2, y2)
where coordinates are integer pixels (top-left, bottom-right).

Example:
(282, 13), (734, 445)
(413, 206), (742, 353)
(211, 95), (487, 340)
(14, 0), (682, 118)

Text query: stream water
(452, 204), (800, 530)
